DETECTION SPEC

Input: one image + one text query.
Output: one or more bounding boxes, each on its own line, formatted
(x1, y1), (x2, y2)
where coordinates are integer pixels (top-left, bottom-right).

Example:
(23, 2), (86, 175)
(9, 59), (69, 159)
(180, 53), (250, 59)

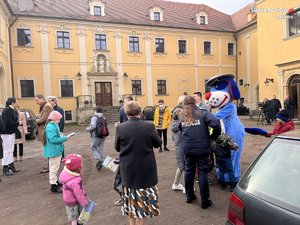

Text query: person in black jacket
(47, 96), (65, 132)
(1, 97), (22, 176)
(115, 101), (161, 225)
(179, 95), (221, 209)
(262, 98), (272, 125)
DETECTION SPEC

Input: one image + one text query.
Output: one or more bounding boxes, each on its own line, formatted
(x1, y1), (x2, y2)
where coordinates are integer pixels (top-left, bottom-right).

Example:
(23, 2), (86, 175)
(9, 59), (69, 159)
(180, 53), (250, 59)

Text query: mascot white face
(205, 74), (240, 109)
(205, 90), (231, 109)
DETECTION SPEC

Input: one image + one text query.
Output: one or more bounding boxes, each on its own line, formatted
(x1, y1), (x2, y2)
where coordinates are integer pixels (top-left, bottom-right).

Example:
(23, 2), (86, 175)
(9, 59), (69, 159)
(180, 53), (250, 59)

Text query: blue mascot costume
(205, 74), (245, 183)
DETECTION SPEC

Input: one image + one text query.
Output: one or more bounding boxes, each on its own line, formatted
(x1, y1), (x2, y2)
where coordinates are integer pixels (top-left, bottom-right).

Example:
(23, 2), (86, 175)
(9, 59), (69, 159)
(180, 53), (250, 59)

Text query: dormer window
(196, 11), (208, 25)
(94, 6), (101, 16)
(89, 0), (105, 16)
(154, 12), (160, 21)
(150, 6), (164, 22)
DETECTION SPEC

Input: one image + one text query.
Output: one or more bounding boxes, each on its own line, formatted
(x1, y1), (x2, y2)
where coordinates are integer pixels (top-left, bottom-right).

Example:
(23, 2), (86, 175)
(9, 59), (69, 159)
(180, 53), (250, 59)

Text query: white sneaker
(172, 183), (184, 191)
(182, 187), (186, 194)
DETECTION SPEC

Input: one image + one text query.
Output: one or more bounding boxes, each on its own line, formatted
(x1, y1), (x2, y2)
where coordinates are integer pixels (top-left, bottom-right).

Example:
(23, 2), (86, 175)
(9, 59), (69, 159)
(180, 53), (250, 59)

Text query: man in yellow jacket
(153, 99), (171, 152)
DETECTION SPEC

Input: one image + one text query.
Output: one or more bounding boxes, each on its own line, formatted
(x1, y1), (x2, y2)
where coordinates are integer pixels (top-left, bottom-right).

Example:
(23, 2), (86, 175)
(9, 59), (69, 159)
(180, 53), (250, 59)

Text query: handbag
(15, 129), (22, 139)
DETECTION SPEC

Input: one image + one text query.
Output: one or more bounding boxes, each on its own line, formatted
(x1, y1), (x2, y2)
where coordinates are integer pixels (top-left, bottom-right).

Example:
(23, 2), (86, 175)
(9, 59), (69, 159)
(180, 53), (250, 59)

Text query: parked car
(20, 109), (38, 140)
(226, 130), (300, 225)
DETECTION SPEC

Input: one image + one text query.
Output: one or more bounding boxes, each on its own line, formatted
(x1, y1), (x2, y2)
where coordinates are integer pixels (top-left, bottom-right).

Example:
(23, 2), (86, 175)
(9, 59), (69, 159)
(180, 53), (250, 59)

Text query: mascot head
(204, 74), (240, 109)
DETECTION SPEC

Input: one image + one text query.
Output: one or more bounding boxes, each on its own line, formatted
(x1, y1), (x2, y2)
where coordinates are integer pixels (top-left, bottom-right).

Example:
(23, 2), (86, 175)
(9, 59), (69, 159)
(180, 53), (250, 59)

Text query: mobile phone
(67, 132), (76, 138)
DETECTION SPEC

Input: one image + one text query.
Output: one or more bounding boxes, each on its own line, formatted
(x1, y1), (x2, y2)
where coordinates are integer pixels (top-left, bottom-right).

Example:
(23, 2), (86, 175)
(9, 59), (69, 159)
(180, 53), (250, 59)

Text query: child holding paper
(59, 154), (89, 225)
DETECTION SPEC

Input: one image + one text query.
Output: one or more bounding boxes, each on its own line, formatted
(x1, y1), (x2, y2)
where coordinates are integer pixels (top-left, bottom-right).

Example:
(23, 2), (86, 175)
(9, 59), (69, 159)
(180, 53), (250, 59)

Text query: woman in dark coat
(115, 101), (162, 225)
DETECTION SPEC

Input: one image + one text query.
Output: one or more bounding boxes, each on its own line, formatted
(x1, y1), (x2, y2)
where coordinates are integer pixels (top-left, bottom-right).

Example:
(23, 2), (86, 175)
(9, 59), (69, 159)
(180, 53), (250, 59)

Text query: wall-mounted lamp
(123, 72), (129, 79)
(76, 72), (82, 80)
(244, 83), (250, 87)
(264, 78), (274, 86)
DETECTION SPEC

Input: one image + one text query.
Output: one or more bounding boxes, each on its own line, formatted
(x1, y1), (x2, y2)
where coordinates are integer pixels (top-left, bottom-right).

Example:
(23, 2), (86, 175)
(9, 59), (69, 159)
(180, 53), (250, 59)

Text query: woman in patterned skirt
(115, 101), (162, 225)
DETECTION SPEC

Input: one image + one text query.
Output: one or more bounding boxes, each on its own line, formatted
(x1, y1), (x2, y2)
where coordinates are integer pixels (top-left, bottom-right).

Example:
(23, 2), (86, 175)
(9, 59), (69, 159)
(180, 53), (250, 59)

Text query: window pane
(129, 36), (139, 52)
(228, 43), (234, 55)
(57, 31), (70, 48)
(131, 80), (142, 95)
(157, 80), (166, 94)
(200, 16), (205, 25)
(20, 80), (34, 97)
(17, 29), (31, 47)
(60, 80), (73, 97)
(65, 110), (72, 121)
(178, 40), (186, 53)
(289, 10), (300, 36)
(155, 38), (164, 53)
(204, 42), (211, 54)
(94, 6), (101, 16)
(154, 12), (160, 21)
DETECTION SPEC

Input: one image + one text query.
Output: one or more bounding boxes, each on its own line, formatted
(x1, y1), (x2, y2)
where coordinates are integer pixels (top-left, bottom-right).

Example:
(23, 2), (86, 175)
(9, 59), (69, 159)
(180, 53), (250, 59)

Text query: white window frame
(202, 39), (213, 55)
(130, 79), (143, 95)
(59, 79), (75, 97)
(156, 79), (168, 95)
(286, 7), (300, 38)
(196, 11), (208, 25)
(154, 37), (165, 53)
(89, 0), (106, 16)
(56, 30), (71, 49)
(177, 39), (188, 54)
(16, 27), (32, 47)
(150, 6), (164, 21)
(227, 42), (236, 56)
(95, 33), (107, 50)
(18, 79), (36, 98)
(128, 35), (140, 52)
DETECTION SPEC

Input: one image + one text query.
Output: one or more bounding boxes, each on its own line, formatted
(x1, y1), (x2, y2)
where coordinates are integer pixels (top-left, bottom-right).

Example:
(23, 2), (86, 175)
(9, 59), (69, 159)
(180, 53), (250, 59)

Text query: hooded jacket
(266, 120), (295, 137)
(59, 168), (88, 207)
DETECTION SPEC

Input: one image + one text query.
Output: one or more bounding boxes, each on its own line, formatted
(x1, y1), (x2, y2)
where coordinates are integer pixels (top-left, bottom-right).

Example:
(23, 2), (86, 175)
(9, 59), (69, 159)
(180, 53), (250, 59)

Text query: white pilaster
(114, 31), (124, 95)
(77, 26), (88, 95)
(144, 31), (153, 105)
(38, 24), (51, 97)
(194, 37), (199, 91)
(246, 34), (251, 102)
(218, 38), (222, 73)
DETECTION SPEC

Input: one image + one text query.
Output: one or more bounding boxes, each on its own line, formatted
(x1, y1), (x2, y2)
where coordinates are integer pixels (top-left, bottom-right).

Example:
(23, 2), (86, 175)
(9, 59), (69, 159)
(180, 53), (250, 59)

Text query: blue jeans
(91, 135), (105, 162)
(216, 157), (235, 184)
(184, 154), (210, 204)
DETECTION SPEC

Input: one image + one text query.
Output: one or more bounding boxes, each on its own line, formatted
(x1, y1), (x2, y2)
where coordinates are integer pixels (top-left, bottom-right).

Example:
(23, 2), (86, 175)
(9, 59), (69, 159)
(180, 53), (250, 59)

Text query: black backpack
(95, 116), (109, 138)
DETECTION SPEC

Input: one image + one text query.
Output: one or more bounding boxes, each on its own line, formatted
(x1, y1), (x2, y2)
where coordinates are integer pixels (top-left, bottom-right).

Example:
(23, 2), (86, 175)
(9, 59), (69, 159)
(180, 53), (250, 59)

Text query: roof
(6, 0), (237, 32)
(231, 3), (257, 31)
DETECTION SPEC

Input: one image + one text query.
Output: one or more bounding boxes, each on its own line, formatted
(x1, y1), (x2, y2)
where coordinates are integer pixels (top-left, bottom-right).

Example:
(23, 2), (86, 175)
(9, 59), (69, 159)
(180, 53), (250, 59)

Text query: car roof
(276, 129), (300, 139)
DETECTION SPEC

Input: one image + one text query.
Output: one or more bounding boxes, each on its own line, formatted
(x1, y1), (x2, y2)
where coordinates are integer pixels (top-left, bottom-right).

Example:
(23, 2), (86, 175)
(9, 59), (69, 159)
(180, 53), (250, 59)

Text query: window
(204, 41), (211, 55)
(205, 79), (210, 93)
(155, 38), (165, 53)
(17, 29), (31, 47)
(154, 12), (160, 21)
(20, 80), (34, 97)
(228, 43), (235, 55)
(157, 80), (167, 95)
(131, 80), (142, 95)
(94, 6), (101, 16)
(65, 110), (72, 121)
(95, 34), (107, 50)
(60, 80), (73, 97)
(129, 36), (139, 52)
(288, 9), (300, 37)
(178, 40), (187, 54)
(200, 16), (206, 25)
(239, 79), (244, 86)
(57, 31), (70, 48)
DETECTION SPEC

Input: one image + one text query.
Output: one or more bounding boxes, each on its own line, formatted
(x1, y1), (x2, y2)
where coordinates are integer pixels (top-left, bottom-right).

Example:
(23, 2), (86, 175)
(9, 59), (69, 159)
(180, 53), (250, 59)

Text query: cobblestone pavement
(0, 117), (297, 225)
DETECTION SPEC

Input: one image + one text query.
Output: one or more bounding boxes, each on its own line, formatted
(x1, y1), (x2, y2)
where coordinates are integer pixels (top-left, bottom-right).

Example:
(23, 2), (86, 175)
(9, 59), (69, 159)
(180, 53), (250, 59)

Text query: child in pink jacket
(59, 154), (89, 225)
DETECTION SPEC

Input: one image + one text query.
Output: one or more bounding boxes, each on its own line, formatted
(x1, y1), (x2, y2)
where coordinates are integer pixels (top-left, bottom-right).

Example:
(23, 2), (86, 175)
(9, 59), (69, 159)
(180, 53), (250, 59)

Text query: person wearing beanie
(266, 110), (295, 137)
(59, 154), (89, 225)
(43, 110), (69, 193)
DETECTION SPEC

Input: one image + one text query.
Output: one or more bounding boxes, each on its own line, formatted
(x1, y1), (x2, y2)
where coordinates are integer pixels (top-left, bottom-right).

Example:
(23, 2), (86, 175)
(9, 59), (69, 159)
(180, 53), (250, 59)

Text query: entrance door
(289, 75), (300, 120)
(95, 82), (112, 106)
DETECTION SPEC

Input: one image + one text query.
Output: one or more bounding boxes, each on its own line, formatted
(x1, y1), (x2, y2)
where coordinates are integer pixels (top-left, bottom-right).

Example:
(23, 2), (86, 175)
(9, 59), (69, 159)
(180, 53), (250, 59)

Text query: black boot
(8, 162), (20, 172)
(3, 166), (13, 176)
(50, 184), (62, 193)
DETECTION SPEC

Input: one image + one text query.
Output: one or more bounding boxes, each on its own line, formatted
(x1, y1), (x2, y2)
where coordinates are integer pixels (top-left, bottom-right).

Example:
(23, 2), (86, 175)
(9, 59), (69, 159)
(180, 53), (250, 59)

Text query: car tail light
(227, 193), (245, 225)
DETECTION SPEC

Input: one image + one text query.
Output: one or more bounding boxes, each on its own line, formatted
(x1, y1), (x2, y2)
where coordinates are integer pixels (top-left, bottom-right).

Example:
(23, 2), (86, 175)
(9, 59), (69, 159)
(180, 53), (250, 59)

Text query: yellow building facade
(0, 1), (12, 107)
(2, 0), (300, 121)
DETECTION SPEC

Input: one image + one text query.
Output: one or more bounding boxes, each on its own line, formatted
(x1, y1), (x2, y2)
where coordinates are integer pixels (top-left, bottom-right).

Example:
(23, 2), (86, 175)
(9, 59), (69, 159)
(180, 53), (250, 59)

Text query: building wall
(0, 2), (12, 107)
(256, 0), (300, 103)
(10, 17), (237, 116)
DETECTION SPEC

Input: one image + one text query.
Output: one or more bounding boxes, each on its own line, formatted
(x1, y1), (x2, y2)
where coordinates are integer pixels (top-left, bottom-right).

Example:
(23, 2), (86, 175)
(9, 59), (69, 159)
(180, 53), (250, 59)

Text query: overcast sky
(165, 0), (254, 14)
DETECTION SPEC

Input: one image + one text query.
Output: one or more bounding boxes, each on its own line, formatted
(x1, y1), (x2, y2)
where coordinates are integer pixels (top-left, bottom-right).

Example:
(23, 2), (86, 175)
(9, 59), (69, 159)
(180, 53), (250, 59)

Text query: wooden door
(95, 82), (112, 106)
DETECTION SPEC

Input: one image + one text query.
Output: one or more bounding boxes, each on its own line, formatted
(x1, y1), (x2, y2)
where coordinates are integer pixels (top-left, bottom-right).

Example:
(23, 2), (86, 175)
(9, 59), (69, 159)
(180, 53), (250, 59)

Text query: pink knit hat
(63, 154), (82, 171)
(48, 111), (62, 121)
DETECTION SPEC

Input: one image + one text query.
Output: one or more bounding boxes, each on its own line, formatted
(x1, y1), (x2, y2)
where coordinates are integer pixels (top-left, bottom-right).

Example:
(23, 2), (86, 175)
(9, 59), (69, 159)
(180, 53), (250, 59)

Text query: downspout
(8, 15), (18, 97)
(234, 32), (239, 106)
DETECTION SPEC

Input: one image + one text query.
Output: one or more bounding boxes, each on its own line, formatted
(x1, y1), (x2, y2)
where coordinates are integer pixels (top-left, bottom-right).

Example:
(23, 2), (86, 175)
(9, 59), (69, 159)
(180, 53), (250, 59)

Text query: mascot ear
(229, 79), (240, 100)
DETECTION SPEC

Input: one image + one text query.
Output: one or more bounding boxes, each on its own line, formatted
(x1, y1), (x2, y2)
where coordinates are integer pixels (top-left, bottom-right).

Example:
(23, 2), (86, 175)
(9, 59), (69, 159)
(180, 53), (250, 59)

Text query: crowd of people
(0, 91), (297, 225)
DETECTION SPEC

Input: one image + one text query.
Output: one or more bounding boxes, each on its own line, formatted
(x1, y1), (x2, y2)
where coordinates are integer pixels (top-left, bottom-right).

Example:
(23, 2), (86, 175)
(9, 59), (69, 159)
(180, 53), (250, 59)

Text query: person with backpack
(86, 106), (109, 170)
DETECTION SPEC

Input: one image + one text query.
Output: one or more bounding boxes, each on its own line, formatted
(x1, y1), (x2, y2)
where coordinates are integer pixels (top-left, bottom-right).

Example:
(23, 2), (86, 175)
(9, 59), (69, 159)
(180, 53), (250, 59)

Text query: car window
(239, 138), (300, 214)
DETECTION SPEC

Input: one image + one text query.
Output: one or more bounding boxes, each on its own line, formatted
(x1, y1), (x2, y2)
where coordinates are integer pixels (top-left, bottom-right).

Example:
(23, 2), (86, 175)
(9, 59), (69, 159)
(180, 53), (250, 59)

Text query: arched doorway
(288, 74), (300, 119)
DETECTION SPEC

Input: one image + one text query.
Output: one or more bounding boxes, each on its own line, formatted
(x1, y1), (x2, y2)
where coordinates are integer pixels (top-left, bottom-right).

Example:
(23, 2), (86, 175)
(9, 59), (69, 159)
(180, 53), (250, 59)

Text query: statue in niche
(97, 54), (107, 73)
